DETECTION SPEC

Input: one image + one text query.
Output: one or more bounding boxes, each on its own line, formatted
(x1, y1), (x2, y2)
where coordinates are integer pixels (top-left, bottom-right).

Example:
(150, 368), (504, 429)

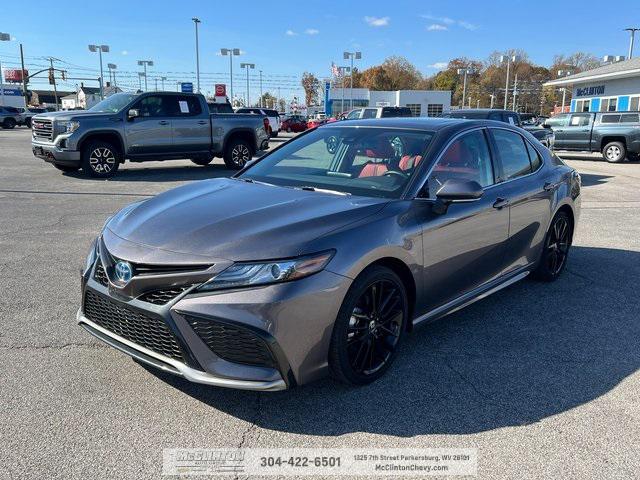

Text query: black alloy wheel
(533, 211), (572, 281)
(329, 266), (407, 385)
(223, 138), (253, 169)
(81, 140), (120, 178)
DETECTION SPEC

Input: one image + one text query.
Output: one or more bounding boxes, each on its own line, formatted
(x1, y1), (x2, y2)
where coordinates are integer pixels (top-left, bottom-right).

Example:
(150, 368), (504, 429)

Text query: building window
(601, 97), (618, 112)
(404, 104), (421, 116)
(575, 99), (590, 112)
(426, 104), (443, 117)
(630, 96), (640, 111)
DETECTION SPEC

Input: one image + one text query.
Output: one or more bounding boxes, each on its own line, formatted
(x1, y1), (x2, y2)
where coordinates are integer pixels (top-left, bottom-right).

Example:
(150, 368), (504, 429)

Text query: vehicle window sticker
(507, 116), (516, 125)
(178, 101), (190, 113)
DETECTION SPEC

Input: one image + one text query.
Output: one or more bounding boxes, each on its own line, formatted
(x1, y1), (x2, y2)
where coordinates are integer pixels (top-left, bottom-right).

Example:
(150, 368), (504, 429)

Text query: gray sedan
(78, 118), (581, 390)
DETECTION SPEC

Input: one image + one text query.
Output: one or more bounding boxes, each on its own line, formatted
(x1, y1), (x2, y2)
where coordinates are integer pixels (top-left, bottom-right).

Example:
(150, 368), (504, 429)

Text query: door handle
(555, 129), (564, 133)
(158, 120), (169, 125)
(493, 197), (510, 209)
(197, 120), (208, 125)
(543, 181), (559, 191)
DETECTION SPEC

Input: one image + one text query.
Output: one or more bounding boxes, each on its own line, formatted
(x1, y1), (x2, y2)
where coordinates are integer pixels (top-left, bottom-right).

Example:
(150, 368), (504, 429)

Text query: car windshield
(240, 126), (434, 199)
(89, 93), (139, 113)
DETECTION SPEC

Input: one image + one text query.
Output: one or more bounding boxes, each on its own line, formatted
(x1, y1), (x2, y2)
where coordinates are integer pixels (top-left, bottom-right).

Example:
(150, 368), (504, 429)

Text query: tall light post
(557, 69), (573, 113)
(343, 51), (362, 110)
(220, 48), (241, 105)
(240, 63), (255, 106)
(88, 44), (109, 100)
(456, 67), (475, 109)
(259, 70), (263, 107)
(338, 66), (350, 113)
(192, 17), (201, 92)
(625, 27), (639, 59)
(0, 32), (9, 106)
(500, 54), (520, 110)
(138, 72), (145, 92)
(160, 76), (167, 91)
(107, 63), (117, 88)
(137, 60), (153, 91)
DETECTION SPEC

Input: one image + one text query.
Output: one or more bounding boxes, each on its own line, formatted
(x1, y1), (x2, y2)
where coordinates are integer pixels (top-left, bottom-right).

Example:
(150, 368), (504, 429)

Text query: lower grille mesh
(94, 262), (108, 286)
(84, 290), (184, 361)
(185, 316), (275, 368)
(138, 286), (193, 305)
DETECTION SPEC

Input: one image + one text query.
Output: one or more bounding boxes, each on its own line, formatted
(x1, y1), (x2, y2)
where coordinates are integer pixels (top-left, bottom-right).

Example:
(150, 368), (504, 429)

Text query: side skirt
(413, 268), (531, 327)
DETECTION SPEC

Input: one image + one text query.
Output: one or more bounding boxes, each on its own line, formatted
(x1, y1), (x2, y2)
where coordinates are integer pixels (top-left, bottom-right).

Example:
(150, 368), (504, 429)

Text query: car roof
(319, 116), (520, 133)
(448, 108), (519, 115)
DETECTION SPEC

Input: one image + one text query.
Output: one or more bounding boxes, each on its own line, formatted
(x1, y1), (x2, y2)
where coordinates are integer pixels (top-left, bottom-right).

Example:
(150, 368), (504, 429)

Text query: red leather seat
(358, 138), (394, 177)
(359, 163), (389, 177)
(399, 155), (423, 171)
(434, 141), (479, 178)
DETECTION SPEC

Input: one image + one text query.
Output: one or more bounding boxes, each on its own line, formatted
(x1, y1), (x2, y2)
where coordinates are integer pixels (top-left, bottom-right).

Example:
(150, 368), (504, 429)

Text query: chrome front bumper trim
(77, 310), (287, 391)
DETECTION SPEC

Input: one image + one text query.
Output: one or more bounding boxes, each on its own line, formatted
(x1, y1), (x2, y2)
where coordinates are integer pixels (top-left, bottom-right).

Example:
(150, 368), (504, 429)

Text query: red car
(281, 115), (308, 133)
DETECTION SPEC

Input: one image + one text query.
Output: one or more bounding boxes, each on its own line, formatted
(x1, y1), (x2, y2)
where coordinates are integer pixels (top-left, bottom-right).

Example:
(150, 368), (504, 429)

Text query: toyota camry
(78, 118), (581, 390)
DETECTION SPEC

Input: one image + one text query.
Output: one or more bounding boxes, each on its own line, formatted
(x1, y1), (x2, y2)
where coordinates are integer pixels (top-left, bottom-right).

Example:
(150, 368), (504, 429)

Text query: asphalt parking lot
(1, 128), (639, 479)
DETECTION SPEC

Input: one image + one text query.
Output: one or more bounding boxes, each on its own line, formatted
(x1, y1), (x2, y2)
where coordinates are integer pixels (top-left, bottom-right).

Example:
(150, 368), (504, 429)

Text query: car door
(171, 95), (210, 154)
(546, 114), (571, 150)
(419, 128), (511, 311)
(124, 94), (173, 155)
(562, 113), (593, 150)
(488, 128), (552, 272)
(361, 108), (378, 119)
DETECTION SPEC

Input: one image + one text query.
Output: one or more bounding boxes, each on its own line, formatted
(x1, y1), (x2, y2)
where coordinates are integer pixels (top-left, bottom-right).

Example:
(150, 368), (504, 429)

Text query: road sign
(214, 84), (226, 96)
(181, 82), (194, 93)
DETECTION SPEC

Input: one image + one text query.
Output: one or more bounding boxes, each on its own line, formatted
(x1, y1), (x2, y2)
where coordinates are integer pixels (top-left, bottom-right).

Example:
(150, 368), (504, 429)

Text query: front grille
(186, 316), (275, 368)
(84, 290), (184, 361)
(139, 286), (193, 305)
(94, 262), (109, 286)
(32, 119), (53, 141)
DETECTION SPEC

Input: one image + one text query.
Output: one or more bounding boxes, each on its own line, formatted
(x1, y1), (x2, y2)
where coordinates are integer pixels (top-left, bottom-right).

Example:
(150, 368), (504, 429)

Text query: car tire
(3, 118), (16, 129)
(532, 211), (573, 282)
(329, 266), (408, 386)
(25, 118), (32, 129)
(602, 141), (626, 163)
(223, 138), (254, 169)
(54, 164), (80, 173)
(190, 156), (213, 166)
(286, 127), (292, 133)
(272, 131), (278, 138)
(81, 140), (121, 178)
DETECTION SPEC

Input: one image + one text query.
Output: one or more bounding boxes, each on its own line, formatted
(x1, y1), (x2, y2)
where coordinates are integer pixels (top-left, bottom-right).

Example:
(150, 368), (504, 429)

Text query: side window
(426, 130), (494, 198)
(505, 114), (519, 126)
(620, 114), (639, 123)
(491, 129), (532, 181)
(488, 112), (504, 122)
(569, 114), (591, 127)
(525, 141), (542, 171)
(174, 96), (202, 116)
(134, 95), (172, 117)
(545, 114), (569, 127)
(361, 109), (377, 119)
(346, 109), (361, 120)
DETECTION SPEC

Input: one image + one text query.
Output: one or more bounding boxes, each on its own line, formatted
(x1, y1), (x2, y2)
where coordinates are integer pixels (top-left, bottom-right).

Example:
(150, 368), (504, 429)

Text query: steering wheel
(383, 170), (408, 179)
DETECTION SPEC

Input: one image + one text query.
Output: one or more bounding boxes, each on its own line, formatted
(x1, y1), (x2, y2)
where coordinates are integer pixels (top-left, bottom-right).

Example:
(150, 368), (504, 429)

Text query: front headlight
(61, 120), (80, 134)
(196, 251), (335, 292)
(83, 237), (99, 275)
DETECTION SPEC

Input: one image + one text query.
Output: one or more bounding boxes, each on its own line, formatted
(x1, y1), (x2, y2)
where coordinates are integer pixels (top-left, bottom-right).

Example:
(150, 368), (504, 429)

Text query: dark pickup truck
(31, 92), (270, 177)
(544, 111), (640, 163)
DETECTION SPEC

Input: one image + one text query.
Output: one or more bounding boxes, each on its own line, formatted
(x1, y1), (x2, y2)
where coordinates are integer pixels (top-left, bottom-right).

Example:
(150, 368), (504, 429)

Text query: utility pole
(259, 70), (263, 107)
(48, 57), (59, 111)
(625, 28), (639, 59)
(20, 43), (28, 103)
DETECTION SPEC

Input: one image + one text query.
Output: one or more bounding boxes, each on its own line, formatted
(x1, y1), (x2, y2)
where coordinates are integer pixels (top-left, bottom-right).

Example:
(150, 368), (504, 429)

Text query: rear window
(620, 113), (640, 123)
(381, 107), (413, 118)
(208, 103), (233, 113)
(263, 109), (279, 117)
(447, 111), (488, 120)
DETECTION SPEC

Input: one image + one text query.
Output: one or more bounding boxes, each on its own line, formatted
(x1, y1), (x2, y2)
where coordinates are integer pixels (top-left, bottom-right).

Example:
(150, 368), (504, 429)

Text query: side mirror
(436, 179), (484, 202)
(127, 108), (140, 120)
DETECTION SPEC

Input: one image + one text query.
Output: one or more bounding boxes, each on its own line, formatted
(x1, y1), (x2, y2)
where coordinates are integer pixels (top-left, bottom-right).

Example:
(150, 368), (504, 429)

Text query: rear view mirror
(127, 108), (140, 120)
(436, 179), (484, 202)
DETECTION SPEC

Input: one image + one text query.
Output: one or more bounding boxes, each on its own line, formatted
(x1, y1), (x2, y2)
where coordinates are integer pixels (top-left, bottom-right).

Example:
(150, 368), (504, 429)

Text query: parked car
(307, 117), (327, 129)
(235, 107), (281, 137)
(342, 106), (413, 120)
(31, 92), (270, 177)
(0, 105), (21, 129)
(281, 115), (307, 133)
(443, 109), (555, 148)
(77, 117), (581, 390)
(12, 107), (47, 128)
(544, 111), (640, 162)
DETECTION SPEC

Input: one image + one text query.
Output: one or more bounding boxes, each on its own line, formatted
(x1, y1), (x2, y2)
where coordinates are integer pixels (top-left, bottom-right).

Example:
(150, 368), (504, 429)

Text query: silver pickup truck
(31, 92), (270, 177)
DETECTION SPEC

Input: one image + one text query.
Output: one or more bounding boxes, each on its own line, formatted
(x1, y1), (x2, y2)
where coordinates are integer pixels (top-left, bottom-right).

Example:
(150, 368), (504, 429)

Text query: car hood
(105, 178), (387, 262)
(33, 110), (115, 122)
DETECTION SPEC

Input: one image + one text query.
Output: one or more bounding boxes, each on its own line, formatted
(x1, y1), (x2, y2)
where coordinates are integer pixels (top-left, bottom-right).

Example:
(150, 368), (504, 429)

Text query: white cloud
(305, 28), (319, 35)
(285, 29), (298, 36)
(458, 21), (478, 30)
(422, 15), (454, 25)
(364, 16), (390, 27)
(421, 14), (478, 30)
(121, 50), (128, 55)
(427, 24), (448, 31)
(427, 62), (448, 70)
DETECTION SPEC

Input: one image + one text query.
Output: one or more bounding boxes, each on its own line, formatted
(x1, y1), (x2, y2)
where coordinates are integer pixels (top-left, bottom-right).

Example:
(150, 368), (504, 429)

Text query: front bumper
(32, 138), (80, 166)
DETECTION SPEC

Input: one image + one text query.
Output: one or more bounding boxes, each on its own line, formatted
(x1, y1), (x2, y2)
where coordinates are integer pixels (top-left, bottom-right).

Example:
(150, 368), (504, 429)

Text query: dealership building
(323, 88), (451, 117)
(545, 57), (640, 113)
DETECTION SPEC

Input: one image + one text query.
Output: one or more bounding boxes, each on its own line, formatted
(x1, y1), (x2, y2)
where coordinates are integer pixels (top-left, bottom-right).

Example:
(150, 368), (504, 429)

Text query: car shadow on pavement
(145, 245), (640, 437)
(64, 164), (234, 183)
(578, 173), (614, 187)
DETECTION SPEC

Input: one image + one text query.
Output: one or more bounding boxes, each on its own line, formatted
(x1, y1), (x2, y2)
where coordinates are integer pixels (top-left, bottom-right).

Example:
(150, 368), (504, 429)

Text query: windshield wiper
(297, 186), (351, 196)
(236, 177), (276, 187)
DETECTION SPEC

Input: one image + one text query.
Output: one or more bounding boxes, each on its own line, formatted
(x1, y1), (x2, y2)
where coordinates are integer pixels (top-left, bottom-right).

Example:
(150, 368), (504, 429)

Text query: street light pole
(137, 60), (154, 91)
(88, 44), (109, 100)
(457, 67), (475, 109)
(221, 48), (241, 105)
(259, 70), (263, 107)
(0, 33), (9, 106)
(160, 76), (167, 91)
(500, 54), (520, 110)
(557, 70), (573, 113)
(107, 63), (117, 88)
(240, 63), (255, 106)
(625, 27), (639, 59)
(192, 18), (201, 92)
(343, 51), (362, 110)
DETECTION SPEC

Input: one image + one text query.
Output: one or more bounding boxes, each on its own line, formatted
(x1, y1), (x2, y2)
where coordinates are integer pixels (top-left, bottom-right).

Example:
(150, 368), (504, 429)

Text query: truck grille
(84, 290), (185, 361)
(32, 119), (54, 141)
(185, 315), (276, 368)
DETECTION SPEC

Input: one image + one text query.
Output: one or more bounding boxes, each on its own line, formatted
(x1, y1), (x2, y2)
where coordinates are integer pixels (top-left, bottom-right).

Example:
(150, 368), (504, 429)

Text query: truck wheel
(271, 130), (279, 138)
(191, 156), (213, 166)
(223, 138), (254, 169)
(81, 140), (120, 178)
(2, 118), (16, 129)
(602, 142), (626, 163)
(54, 164), (80, 173)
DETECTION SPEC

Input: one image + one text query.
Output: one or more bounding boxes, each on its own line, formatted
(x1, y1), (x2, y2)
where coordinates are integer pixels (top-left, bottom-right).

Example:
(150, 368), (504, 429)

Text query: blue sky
(1, 0), (637, 99)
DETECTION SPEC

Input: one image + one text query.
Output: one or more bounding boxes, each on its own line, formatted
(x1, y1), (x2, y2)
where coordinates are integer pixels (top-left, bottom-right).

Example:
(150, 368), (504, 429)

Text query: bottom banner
(162, 448), (477, 477)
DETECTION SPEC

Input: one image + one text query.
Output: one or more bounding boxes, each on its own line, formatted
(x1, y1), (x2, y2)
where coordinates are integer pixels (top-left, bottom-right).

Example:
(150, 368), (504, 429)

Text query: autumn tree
(301, 72), (320, 106)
